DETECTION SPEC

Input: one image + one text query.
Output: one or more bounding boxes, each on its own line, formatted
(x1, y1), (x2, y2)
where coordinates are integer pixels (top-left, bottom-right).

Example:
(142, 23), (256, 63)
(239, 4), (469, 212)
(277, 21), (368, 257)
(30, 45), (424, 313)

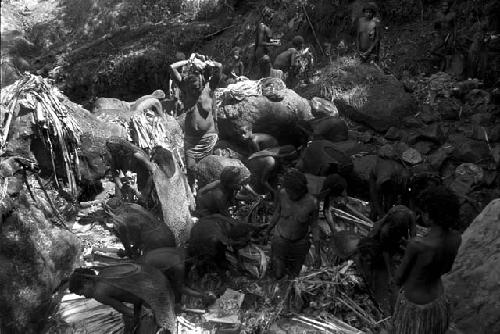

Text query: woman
(392, 186), (461, 334)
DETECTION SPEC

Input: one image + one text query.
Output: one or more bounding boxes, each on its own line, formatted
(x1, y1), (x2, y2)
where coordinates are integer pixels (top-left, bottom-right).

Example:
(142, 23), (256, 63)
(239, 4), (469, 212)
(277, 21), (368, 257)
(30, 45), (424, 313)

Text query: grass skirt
(392, 290), (450, 334)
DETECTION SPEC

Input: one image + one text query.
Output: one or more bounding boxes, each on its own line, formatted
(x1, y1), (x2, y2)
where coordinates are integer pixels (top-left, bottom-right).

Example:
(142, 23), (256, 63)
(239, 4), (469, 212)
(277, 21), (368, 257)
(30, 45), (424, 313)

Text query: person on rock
(273, 35), (305, 87)
(392, 186), (461, 334)
(223, 47), (245, 85)
(296, 139), (353, 178)
(240, 125), (279, 153)
(69, 264), (176, 334)
(267, 169), (321, 279)
(195, 166), (246, 217)
(137, 247), (216, 307)
(245, 145), (298, 198)
(357, 2), (381, 63)
(252, 7), (278, 75)
(170, 55), (222, 187)
(259, 55), (284, 79)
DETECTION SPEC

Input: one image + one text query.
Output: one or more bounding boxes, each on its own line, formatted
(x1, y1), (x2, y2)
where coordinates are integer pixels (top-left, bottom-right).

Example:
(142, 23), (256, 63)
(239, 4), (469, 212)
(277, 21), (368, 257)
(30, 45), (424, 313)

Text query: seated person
(240, 125), (279, 153)
(195, 166), (246, 217)
(69, 264), (176, 334)
(259, 55), (284, 80)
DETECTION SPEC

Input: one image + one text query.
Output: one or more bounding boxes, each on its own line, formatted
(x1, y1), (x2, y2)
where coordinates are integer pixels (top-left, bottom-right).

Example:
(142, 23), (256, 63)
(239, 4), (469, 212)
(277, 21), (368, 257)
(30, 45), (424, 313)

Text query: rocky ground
(1, 0), (500, 333)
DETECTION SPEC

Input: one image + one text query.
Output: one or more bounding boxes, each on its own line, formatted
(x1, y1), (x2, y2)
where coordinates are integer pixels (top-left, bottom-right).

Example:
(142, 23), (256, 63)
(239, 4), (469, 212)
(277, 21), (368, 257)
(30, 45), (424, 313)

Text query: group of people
(67, 3), (464, 333)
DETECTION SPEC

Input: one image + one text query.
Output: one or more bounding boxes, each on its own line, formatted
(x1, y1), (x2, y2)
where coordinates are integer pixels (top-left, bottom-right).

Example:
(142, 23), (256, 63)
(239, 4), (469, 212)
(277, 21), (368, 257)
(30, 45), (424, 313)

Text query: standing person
(259, 55), (284, 79)
(170, 55), (222, 187)
(273, 35), (305, 87)
(267, 169), (321, 279)
(252, 7), (278, 76)
(357, 2), (381, 63)
(392, 186), (461, 334)
(431, 1), (456, 71)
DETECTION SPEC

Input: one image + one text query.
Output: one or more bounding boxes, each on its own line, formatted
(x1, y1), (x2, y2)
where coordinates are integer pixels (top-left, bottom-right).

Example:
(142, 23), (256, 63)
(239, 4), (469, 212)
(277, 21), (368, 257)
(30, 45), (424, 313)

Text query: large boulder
(216, 87), (313, 147)
(299, 60), (416, 132)
(194, 155), (250, 188)
(444, 199), (500, 334)
(0, 173), (80, 333)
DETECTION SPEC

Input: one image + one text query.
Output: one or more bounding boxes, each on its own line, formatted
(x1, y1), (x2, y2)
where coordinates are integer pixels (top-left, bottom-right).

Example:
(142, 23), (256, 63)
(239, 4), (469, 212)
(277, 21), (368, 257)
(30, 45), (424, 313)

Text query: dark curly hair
(417, 186), (460, 229)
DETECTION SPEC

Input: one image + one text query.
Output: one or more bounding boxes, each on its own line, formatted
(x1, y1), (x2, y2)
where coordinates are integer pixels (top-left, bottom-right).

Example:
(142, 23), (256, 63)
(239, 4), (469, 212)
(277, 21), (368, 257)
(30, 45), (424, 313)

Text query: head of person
(363, 2), (378, 19)
(259, 55), (272, 76)
(240, 125), (252, 139)
(183, 72), (204, 97)
(416, 186), (459, 229)
(69, 268), (97, 298)
(262, 6), (273, 23)
(220, 166), (244, 191)
(231, 47), (241, 61)
(320, 174), (347, 202)
(292, 35), (305, 50)
(282, 168), (309, 201)
(441, 1), (449, 13)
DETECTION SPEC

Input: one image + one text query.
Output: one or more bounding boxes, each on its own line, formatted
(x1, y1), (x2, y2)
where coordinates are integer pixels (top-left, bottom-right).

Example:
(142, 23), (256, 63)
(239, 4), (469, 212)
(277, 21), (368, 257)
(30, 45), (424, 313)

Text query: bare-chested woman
(170, 55), (222, 186)
(392, 186), (461, 334)
(267, 169), (321, 279)
(357, 2), (381, 63)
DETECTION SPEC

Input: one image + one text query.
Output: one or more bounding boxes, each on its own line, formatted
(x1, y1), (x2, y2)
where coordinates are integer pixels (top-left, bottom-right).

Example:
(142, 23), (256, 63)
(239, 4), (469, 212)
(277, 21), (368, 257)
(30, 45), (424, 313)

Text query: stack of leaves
(0, 74), (81, 196)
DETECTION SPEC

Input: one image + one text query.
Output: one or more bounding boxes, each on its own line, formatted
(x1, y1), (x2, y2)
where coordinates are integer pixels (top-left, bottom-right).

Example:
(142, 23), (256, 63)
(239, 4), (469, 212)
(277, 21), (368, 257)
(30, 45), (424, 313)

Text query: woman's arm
(170, 60), (189, 84)
(394, 240), (418, 287)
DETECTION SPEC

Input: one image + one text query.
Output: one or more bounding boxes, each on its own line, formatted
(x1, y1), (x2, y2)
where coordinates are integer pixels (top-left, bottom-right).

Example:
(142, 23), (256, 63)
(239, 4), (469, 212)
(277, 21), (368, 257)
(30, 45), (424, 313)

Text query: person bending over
(392, 186), (461, 334)
(259, 55), (284, 80)
(273, 35), (305, 87)
(267, 169), (321, 279)
(240, 125), (279, 153)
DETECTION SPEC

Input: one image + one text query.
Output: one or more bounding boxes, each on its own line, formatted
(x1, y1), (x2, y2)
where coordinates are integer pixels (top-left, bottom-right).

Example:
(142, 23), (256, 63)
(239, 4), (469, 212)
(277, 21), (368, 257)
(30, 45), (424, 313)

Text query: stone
(308, 116), (348, 143)
(414, 140), (435, 155)
(455, 163), (484, 184)
(329, 140), (367, 157)
(401, 148), (422, 165)
(301, 62), (416, 132)
(437, 98), (461, 121)
(419, 104), (441, 124)
(489, 124), (500, 142)
(418, 123), (444, 143)
(491, 145), (500, 168)
(452, 139), (491, 164)
(217, 87), (312, 147)
(384, 127), (402, 141)
(428, 145), (454, 170)
(470, 112), (493, 126)
(465, 89), (491, 107)
(402, 115), (424, 128)
(310, 97), (339, 118)
(351, 154), (378, 185)
(194, 155), (250, 188)
(444, 199), (500, 334)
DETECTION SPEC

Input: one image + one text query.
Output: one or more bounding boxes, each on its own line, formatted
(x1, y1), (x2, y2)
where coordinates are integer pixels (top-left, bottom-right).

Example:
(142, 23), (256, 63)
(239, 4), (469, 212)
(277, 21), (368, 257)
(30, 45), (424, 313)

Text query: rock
(401, 148), (422, 165)
(384, 127), (402, 141)
(350, 154), (378, 189)
(217, 87), (312, 147)
(308, 116), (348, 143)
(418, 104), (441, 124)
(455, 163), (484, 184)
(0, 180), (80, 333)
(428, 144), (454, 170)
(414, 141), (435, 155)
(297, 140), (353, 177)
(444, 199), (500, 334)
(489, 124), (500, 142)
(452, 139), (491, 164)
(310, 97), (339, 118)
(492, 145), (500, 168)
(417, 123), (444, 144)
(469, 125), (489, 141)
(465, 89), (491, 107)
(301, 61), (416, 132)
(470, 113), (493, 126)
(194, 155), (250, 188)
(437, 98), (461, 121)
(402, 115), (424, 129)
